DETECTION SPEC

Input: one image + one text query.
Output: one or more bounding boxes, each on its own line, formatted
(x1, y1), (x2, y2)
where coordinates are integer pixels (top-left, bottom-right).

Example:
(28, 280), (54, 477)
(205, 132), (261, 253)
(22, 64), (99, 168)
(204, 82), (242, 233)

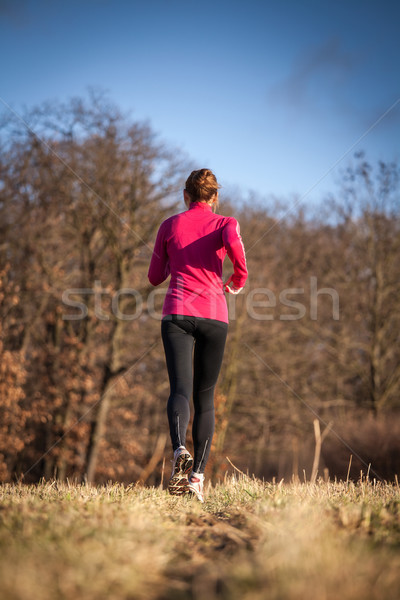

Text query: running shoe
(187, 473), (205, 503)
(168, 447), (193, 496)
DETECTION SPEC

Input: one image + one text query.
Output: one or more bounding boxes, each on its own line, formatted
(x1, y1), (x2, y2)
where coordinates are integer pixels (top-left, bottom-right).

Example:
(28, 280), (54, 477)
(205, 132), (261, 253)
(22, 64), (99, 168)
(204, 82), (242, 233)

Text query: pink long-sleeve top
(148, 201), (248, 323)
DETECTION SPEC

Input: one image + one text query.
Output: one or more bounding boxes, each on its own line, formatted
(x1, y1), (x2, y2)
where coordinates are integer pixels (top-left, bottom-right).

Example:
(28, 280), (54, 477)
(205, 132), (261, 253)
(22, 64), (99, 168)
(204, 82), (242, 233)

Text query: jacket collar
(188, 201), (212, 212)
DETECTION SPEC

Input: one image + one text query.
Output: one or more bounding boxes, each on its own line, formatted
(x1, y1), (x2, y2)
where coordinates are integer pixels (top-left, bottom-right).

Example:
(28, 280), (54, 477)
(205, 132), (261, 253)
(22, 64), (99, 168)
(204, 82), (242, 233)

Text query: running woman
(148, 169), (247, 502)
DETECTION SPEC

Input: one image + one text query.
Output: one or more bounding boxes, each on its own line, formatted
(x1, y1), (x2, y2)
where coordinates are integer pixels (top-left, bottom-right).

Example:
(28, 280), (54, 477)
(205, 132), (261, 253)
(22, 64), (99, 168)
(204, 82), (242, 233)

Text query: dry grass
(0, 476), (399, 599)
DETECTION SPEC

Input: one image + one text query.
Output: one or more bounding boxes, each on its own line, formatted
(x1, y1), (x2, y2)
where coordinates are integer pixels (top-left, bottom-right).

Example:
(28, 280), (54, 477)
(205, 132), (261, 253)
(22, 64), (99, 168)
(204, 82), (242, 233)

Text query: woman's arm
(148, 222), (170, 286)
(222, 217), (248, 290)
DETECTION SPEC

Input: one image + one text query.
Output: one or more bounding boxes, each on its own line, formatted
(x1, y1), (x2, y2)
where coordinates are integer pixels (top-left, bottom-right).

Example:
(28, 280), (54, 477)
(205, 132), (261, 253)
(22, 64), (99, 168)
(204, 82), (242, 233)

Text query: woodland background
(1, 93), (399, 485)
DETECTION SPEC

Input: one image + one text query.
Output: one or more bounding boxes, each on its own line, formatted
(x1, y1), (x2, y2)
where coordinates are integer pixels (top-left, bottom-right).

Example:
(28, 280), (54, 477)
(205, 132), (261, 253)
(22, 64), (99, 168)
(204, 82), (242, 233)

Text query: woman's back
(148, 201), (247, 322)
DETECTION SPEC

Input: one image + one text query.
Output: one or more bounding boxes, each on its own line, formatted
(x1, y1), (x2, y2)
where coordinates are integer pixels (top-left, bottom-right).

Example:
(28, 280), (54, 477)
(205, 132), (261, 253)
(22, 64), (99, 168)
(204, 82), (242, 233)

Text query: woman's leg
(192, 319), (228, 473)
(161, 317), (195, 451)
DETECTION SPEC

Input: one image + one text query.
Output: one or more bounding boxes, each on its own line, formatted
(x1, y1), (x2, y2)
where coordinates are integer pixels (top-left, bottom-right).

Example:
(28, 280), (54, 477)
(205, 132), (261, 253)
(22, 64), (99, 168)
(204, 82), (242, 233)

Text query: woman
(148, 168), (247, 502)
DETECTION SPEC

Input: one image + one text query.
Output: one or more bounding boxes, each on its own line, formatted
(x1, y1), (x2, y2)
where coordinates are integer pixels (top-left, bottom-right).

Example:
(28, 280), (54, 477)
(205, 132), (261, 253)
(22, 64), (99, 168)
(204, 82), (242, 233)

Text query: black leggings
(161, 315), (228, 474)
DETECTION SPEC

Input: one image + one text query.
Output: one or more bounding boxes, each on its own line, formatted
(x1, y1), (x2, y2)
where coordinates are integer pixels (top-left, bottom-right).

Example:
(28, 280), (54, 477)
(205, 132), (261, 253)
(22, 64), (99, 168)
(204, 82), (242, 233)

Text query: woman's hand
(224, 276), (243, 295)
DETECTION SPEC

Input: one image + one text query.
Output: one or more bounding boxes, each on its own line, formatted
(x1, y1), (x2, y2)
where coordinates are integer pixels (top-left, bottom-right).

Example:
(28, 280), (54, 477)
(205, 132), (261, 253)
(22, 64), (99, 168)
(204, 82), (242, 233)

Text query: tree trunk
(85, 381), (111, 483)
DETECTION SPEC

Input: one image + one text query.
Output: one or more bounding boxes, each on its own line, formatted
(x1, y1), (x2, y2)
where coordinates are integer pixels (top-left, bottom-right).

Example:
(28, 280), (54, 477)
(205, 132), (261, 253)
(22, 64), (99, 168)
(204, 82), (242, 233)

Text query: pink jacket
(148, 201), (248, 323)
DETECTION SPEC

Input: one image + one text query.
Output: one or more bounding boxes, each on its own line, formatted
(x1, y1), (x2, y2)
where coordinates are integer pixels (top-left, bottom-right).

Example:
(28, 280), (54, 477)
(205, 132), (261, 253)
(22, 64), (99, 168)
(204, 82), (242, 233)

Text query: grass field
(0, 475), (399, 600)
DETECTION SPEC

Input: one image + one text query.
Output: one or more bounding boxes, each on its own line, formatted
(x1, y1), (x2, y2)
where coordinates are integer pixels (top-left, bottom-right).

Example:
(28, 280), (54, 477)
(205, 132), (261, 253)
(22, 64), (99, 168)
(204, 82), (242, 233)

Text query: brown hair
(184, 168), (221, 204)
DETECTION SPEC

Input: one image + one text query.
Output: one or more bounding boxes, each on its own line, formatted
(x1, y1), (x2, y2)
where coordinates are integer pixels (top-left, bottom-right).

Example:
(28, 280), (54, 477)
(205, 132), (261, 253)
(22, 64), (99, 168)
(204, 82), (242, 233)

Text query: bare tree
(0, 92), (188, 482)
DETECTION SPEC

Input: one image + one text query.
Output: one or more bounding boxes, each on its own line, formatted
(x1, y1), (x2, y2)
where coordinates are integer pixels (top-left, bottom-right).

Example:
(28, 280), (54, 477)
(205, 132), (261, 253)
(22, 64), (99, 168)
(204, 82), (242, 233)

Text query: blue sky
(1, 0), (399, 204)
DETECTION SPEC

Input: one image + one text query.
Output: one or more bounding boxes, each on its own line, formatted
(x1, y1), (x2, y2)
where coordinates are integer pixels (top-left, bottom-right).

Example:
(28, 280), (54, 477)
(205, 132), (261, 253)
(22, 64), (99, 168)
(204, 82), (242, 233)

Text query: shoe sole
(168, 453), (193, 496)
